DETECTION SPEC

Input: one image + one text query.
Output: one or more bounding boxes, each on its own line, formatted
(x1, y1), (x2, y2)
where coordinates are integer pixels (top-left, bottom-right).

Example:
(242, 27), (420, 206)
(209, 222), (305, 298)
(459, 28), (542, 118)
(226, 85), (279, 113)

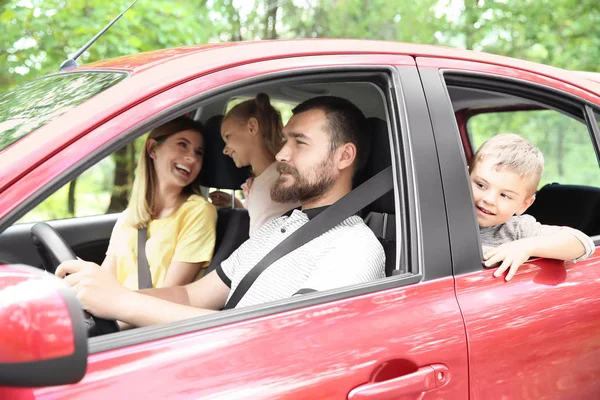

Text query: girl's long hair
(223, 93), (284, 156)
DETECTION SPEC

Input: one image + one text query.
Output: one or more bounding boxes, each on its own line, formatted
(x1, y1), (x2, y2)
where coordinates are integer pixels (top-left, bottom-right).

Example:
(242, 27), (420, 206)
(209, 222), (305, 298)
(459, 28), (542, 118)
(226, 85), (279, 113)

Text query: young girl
(103, 117), (217, 290)
(210, 93), (299, 236)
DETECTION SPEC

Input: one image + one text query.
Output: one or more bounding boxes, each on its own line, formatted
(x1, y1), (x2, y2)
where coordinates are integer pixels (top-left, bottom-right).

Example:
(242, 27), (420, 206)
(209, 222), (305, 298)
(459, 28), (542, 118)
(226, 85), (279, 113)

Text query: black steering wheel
(31, 222), (120, 337)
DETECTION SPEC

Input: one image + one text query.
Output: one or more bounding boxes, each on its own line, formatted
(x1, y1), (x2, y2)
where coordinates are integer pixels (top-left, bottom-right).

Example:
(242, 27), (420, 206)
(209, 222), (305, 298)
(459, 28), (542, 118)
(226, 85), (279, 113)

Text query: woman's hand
(56, 260), (132, 320)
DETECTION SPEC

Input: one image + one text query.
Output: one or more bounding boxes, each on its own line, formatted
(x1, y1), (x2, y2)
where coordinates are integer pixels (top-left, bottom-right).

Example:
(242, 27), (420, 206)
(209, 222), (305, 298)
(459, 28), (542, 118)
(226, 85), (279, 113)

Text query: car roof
(2, 39), (600, 195)
(575, 71), (600, 84)
(70, 39), (600, 95)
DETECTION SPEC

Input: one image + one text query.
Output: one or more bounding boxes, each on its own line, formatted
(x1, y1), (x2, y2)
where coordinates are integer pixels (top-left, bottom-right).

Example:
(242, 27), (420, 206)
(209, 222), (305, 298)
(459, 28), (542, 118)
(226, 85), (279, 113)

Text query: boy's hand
(483, 240), (532, 281)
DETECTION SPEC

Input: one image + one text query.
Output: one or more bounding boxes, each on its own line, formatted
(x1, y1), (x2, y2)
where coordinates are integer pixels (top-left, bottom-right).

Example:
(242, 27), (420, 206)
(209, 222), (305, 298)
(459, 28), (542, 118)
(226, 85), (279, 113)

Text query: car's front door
(3, 54), (469, 399)
(418, 57), (600, 399)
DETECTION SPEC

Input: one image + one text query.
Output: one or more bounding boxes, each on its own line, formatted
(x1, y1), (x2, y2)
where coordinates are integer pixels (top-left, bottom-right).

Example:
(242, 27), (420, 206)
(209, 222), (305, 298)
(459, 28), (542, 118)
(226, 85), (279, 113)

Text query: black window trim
(423, 68), (600, 276)
(445, 71), (600, 166)
(0, 63), (451, 354)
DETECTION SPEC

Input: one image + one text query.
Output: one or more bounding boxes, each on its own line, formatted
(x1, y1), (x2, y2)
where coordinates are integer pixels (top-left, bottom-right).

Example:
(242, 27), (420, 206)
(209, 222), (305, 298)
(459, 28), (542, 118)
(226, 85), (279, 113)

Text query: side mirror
(0, 264), (88, 387)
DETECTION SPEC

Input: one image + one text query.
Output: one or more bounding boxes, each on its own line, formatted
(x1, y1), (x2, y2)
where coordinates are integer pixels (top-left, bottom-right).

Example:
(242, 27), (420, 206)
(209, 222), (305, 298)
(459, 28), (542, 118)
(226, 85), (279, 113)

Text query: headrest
(527, 183), (600, 236)
(359, 117), (394, 215)
(199, 115), (250, 190)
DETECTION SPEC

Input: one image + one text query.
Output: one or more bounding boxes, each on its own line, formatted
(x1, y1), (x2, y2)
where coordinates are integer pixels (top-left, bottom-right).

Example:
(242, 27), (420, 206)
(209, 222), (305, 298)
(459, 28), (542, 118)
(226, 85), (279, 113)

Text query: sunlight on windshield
(0, 72), (126, 152)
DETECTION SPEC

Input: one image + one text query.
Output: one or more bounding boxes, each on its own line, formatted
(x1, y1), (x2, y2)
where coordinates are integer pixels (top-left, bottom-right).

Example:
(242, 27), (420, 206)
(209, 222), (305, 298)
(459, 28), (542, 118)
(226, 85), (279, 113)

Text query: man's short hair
(471, 133), (544, 197)
(292, 96), (369, 174)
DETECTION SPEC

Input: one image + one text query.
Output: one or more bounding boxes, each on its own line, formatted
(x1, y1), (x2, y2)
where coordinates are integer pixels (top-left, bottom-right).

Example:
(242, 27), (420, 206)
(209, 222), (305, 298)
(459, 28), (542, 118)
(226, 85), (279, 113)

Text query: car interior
(195, 80), (399, 278)
(0, 78), (403, 291)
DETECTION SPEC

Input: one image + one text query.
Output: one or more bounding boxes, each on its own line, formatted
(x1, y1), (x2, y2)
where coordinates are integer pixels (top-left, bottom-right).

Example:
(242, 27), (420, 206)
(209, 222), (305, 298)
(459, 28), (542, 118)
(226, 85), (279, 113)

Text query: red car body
(0, 40), (599, 399)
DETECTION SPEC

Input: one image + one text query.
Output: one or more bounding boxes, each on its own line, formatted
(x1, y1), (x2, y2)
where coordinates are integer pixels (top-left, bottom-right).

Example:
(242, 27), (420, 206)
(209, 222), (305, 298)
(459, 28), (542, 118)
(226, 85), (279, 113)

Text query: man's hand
(483, 240), (532, 281)
(56, 260), (132, 320)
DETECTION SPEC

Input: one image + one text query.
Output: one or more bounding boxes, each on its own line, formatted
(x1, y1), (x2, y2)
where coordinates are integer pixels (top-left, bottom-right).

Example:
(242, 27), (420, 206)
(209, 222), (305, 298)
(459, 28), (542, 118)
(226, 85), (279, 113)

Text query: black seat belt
(137, 228), (153, 289)
(224, 166), (393, 309)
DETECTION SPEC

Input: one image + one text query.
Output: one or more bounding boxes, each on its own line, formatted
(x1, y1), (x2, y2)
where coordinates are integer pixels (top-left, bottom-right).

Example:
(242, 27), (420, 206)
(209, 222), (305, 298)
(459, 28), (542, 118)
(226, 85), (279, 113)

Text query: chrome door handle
(348, 364), (450, 400)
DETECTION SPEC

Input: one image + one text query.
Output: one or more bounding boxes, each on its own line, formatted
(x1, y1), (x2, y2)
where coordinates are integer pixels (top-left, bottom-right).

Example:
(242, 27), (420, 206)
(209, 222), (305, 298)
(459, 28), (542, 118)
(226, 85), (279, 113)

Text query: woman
(103, 117), (217, 290)
(210, 93), (299, 236)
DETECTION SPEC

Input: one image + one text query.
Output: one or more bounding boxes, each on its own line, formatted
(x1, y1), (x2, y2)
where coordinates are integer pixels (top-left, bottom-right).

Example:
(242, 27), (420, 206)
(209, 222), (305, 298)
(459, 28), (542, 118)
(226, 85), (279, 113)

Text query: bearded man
(57, 96), (385, 327)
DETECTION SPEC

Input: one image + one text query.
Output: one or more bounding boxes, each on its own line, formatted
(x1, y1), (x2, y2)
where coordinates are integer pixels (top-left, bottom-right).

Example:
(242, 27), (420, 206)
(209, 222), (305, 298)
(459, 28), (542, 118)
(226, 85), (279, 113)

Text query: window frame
(421, 68), (600, 276)
(1, 63), (448, 353)
(89, 69), (425, 353)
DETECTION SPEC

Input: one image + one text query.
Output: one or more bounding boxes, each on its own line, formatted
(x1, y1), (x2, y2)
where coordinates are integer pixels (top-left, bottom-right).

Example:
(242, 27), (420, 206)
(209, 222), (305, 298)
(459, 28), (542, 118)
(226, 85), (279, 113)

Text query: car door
(1, 53), (468, 399)
(418, 57), (600, 399)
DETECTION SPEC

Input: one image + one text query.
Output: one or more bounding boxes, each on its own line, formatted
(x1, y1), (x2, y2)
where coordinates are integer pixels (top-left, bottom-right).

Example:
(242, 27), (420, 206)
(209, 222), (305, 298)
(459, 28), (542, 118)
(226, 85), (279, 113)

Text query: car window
(468, 109), (600, 188)
(0, 71), (126, 152)
(17, 135), (146, 224)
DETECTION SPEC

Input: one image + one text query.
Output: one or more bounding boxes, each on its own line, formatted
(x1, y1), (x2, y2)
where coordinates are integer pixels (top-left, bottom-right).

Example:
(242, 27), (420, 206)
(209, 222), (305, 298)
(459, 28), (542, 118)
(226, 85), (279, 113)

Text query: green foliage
(0, 0), (213, 93)
(3, 0), (599, 224)
(469, 110), (600, 188)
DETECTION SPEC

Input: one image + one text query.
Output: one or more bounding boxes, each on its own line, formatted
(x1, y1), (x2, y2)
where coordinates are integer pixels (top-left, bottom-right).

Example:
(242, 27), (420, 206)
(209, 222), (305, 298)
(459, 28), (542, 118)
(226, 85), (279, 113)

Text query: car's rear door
(418, 57), (600, 399)
(3, 54), (469, 399)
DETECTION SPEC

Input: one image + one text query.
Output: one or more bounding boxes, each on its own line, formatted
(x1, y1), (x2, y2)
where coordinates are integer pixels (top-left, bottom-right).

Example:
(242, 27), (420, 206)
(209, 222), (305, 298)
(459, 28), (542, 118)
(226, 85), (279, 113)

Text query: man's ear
(146, 138), (158, 160)
(247, 117), (259, 136)
(516, 194), (536, 215)
(336, 142), (357, 171)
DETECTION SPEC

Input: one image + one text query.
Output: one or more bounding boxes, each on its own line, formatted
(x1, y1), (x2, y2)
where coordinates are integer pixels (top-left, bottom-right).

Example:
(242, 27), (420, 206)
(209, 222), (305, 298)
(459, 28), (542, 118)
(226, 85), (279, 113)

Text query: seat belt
(224, 166), (393, 309)
(137, 228), (153, 289)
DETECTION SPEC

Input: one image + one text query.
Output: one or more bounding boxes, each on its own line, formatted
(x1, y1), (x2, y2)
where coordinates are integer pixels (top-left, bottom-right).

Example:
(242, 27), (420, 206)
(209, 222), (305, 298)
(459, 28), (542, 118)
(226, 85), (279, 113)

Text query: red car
(1, 40), (599, 399)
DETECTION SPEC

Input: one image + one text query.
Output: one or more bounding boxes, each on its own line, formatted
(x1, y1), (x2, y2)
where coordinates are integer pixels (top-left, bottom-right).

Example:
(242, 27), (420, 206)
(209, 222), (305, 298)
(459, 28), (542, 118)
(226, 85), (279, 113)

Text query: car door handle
(348, 364), (450, 400)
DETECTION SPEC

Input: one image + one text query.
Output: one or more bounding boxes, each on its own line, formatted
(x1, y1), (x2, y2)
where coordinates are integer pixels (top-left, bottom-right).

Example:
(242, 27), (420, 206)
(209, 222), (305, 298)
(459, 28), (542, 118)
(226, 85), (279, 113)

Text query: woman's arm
(160, 261), (204, 287)
(101, 255), (118, 278)
(161, 199), (217, 287)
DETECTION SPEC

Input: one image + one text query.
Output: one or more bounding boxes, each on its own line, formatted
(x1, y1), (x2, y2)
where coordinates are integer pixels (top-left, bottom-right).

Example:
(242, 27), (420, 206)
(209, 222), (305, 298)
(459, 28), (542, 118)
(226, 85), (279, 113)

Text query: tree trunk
(67, 178), (77, 215)
(107, 146), (130, 213)
(463, 0), (479, 50)
(556, 129), (564, 178)
(263, 0), (278, 39)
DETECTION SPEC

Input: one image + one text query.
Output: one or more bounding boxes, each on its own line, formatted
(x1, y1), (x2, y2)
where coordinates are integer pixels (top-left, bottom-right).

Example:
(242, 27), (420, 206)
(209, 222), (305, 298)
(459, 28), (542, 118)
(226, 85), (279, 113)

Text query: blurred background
(2, 0), (599, 222)
(2, 0), (600, 93)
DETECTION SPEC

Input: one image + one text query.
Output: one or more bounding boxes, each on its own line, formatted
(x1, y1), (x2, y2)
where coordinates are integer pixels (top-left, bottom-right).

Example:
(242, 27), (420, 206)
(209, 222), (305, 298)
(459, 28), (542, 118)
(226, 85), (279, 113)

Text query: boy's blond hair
(470, 133), (544, 197)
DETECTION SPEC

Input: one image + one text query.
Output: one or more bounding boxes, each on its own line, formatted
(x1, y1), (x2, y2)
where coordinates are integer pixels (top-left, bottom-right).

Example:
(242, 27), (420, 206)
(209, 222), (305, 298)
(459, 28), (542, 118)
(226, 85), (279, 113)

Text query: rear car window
(468, 109), (600, 188)
(0, 71), (126, 152)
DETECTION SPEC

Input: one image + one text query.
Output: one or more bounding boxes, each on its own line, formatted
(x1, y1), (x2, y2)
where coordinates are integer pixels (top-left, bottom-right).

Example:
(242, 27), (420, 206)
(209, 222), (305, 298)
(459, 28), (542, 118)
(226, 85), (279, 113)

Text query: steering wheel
(31, 222), (120, 337)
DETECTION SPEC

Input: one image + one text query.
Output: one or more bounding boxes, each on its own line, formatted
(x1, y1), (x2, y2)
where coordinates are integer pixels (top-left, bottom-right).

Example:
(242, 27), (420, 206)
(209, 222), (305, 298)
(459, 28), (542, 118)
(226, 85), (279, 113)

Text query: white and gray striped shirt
(217, 207), (386, 308)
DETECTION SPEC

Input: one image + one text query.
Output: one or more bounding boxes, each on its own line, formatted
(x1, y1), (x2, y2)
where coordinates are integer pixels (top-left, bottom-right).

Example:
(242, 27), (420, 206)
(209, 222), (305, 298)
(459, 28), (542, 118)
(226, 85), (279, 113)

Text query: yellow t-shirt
(106, 195), (217, 290)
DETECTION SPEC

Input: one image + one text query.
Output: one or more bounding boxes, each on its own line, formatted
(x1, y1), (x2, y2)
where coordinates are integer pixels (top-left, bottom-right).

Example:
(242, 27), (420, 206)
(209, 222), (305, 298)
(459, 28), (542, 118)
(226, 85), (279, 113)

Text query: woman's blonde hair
(126, 117), (204, 229)
(223, 93), (284, 156)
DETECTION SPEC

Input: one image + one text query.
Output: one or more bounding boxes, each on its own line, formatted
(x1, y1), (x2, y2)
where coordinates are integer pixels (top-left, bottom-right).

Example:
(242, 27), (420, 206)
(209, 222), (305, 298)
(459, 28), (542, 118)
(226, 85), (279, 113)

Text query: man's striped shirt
(216, 207), (385, 308)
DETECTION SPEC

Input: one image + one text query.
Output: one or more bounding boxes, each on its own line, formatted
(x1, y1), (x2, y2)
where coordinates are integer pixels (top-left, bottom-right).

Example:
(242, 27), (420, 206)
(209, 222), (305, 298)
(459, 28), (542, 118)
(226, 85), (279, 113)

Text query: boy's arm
(484, 226), (594, 281)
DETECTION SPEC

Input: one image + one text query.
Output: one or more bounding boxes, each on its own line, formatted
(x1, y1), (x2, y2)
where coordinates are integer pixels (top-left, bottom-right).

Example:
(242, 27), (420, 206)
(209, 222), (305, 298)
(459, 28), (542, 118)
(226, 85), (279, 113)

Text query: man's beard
(271, 159), (335, 204)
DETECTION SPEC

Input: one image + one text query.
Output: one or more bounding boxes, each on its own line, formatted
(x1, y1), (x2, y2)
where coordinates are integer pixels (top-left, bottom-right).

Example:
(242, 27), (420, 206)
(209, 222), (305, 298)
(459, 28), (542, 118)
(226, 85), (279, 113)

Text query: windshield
(0, 71), (127, 152)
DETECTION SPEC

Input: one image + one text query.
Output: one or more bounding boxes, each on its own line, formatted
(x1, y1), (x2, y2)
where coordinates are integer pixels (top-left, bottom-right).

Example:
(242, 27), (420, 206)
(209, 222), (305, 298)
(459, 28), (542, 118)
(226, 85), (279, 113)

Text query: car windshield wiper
(59, 0), (140, 71)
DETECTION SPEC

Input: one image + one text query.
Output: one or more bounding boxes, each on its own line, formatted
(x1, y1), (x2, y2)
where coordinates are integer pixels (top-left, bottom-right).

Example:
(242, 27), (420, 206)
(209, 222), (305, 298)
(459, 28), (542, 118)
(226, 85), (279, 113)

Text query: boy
(470, 134), (594, 281)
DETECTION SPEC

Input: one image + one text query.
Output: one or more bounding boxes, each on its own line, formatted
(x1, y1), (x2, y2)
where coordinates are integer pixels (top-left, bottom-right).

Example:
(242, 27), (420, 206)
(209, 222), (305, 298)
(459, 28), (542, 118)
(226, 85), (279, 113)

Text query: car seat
(199, 115), (251, 275)
(527, 182), (600, 237)
(358, 117), (397, 276)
